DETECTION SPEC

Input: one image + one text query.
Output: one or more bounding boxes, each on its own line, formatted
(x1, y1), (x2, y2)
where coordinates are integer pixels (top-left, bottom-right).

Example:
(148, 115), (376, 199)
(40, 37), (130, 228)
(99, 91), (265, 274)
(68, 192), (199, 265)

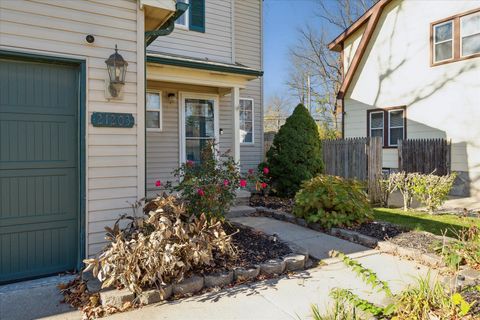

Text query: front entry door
(0, 56), (80, 283)
(181, 94), (219, 163)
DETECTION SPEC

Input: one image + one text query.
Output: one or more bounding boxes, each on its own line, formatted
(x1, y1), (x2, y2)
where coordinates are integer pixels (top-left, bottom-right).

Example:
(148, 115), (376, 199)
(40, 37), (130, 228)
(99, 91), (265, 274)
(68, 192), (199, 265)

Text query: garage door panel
(0, 220), (77, 283)
(0, 114), (76, 170)
(0, 168), (77, 227)
(0, 59), (78, 115)
(0, 56), (80, 283)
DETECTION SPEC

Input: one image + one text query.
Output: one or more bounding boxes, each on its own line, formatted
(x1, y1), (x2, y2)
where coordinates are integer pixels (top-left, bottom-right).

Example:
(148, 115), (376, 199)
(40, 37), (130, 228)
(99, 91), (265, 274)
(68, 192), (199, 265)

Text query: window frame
(460, 11), (480, 58)
(367, 106), (406, 149)
(431, 8), (480, 66)
(239, 98), (255, 145)
(369, 111), (384, 142)
(175, 0), (189, 30)
(433, 20), (454, 63)
(387, 109), (405, 147)
(146, 90), (163, 132)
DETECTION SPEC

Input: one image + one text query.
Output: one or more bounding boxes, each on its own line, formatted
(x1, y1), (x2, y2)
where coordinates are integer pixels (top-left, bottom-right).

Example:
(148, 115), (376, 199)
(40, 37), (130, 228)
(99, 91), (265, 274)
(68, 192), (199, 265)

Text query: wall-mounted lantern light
(105, 45), (128, 98)
(168, 92), (177, 104)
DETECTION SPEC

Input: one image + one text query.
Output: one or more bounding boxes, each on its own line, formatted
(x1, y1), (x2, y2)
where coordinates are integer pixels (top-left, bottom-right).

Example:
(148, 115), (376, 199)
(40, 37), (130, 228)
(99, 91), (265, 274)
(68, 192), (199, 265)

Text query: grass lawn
(373, 208), (480, 238)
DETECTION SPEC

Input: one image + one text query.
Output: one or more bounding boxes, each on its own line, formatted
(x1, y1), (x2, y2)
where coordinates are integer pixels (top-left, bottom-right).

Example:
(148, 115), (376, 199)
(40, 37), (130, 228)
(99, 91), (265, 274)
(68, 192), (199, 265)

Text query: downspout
(145, 2), (189, 47)
(143, 1), (189, 196)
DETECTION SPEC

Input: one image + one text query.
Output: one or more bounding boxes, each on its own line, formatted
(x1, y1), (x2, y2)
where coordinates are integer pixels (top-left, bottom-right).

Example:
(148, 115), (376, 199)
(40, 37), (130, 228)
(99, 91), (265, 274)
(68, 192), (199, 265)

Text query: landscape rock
(356, 234), (378, 247)
(173, 276), (204, 296)
(420, 253), (445, 267)
(100, 288), (134, 308)
(377, 241), (398, 254)
(296, 218), (308, 227)
(234, 266), (260, 281)
(138, 285), (172, 305)
(283, 254), (306, 271)
(204, 271), (234, 288)
(459, 268), (480, 282)
(397, 246), (421, 260)
(260, 259), (286, 275)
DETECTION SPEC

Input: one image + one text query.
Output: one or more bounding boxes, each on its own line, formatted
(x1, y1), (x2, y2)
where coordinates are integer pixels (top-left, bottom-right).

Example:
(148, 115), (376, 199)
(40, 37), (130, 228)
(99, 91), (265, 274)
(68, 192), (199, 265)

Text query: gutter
(145, 2), (189, 47)
(146, 54), (264, 77)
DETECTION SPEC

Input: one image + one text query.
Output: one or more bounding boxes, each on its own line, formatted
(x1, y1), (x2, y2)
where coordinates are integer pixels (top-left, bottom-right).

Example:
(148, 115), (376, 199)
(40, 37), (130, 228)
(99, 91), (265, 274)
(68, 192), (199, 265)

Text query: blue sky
(263, 0), (336, 106)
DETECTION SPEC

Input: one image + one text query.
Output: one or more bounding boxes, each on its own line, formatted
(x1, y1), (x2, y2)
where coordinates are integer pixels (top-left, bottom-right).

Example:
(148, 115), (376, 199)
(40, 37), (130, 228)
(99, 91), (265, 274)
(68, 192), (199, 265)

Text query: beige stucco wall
(343, 0), (480, 196)
(0, 0), (145, 255)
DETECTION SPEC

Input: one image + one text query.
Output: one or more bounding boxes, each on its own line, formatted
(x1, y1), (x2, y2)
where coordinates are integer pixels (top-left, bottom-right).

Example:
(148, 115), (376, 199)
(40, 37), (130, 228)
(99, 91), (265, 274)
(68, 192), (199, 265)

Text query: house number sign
(91, 112), (134, 128)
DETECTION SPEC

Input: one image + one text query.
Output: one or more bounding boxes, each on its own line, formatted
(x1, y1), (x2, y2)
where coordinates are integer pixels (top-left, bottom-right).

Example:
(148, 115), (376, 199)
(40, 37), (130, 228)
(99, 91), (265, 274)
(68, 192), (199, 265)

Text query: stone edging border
(84, 222), (310, 310)
(250, 206), (480, 288)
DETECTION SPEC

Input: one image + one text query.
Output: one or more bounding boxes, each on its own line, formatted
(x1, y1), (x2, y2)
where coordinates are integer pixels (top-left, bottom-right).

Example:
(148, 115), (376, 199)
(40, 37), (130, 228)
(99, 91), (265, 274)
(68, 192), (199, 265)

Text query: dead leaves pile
(58, 277), (131, 320)
(83, 195), (236, 294)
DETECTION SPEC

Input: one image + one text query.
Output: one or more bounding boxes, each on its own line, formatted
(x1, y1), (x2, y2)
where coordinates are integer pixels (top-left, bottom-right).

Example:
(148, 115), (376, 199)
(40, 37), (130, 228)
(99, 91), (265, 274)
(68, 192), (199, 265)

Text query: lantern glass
(105, 45), (128, 85)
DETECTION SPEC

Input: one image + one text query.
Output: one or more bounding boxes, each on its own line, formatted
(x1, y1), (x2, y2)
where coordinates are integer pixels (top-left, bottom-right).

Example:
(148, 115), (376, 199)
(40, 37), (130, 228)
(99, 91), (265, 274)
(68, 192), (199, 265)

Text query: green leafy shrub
(293, 175), (372, 229)
(266, 104), (323, 197)
(412, 172), (457, 213)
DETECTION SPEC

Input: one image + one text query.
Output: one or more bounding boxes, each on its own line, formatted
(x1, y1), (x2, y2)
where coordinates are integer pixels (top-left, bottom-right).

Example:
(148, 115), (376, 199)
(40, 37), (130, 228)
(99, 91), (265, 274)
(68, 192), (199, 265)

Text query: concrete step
(227, 205), (256, 218)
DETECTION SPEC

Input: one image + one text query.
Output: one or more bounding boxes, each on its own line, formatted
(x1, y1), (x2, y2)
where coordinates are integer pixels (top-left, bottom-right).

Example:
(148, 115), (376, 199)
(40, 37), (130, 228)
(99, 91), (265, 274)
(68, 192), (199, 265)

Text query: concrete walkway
(1, 216), (434, 320)
(107, 253), (431, 320)
(105, 217), (433, 320)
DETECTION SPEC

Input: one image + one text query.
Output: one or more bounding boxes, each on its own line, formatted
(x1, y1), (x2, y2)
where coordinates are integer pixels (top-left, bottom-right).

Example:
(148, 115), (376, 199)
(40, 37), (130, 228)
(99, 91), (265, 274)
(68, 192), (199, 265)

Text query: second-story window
(431, 9), (480, 65)
(461, 11), (480, 57)
(175, 0), (189, 29)
(433, 20), (454, 63)
(175, 0), (205, 33)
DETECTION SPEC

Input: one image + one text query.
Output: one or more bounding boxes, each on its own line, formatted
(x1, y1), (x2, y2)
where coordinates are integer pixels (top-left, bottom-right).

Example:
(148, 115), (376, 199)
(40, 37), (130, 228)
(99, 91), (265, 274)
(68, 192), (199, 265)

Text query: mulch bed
(250, 194), (294, 213)
(188, 222), (292, 276)
(463, 282), (480, 315)
(347, 221), (407, 240)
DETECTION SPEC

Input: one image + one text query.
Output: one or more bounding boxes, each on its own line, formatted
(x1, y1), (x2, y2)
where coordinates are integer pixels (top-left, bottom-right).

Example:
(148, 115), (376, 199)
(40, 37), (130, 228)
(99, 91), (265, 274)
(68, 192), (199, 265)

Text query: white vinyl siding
(0, 0), (142, 256)
(148, 0), (232, 63)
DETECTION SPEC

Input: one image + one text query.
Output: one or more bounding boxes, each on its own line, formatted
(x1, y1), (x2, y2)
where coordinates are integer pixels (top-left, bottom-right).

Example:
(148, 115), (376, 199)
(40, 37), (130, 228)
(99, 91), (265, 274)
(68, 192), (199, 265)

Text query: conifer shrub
(266, 104), (323, 196)
(294, 175), (372, 229)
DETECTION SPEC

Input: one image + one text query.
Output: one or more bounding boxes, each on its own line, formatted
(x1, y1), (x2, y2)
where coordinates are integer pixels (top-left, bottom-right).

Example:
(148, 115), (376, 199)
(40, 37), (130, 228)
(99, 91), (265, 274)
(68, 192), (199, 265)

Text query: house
(328, 0), (480, 197)
(0, 0), (263, 283)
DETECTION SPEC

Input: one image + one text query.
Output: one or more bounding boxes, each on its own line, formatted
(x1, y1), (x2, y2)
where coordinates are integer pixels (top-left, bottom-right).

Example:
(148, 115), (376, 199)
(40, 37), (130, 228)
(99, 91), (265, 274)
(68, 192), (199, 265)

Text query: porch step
(235, 189), (251, 206)
(227, 205), (256, 218)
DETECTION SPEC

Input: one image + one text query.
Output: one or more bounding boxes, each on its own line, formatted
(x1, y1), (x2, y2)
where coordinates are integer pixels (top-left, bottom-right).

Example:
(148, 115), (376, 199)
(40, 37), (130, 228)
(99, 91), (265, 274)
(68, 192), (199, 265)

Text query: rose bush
(161, 142), (268, 220)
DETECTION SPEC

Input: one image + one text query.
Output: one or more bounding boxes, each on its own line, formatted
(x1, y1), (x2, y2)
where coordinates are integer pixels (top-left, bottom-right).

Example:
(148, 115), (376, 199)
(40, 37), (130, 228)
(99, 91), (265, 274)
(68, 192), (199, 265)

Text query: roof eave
(146, 54), (264, 78)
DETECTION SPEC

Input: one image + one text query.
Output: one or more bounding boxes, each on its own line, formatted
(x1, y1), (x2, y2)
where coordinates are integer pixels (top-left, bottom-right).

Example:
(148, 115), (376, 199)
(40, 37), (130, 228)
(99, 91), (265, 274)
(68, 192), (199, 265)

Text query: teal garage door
(0, 56), (80, 283)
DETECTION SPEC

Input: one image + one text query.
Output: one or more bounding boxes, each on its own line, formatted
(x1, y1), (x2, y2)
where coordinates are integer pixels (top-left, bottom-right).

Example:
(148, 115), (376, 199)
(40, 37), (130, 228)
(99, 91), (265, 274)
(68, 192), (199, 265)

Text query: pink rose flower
(263, 167), (269, 175)
(261, 182), (268, 189)
(197, 188), (205, 196)
(155, 180), (161, 187)
(223, 179), (229, 187)
(186, 160), (194, 167)
(239, 179), (247, 188)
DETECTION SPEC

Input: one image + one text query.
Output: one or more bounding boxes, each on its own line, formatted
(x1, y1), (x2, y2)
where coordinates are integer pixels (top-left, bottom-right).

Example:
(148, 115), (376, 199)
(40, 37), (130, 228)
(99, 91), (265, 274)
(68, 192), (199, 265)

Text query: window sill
(147, 128), (163, 132)
(240, 143), (255, 146)
(431, 52), (480, 67)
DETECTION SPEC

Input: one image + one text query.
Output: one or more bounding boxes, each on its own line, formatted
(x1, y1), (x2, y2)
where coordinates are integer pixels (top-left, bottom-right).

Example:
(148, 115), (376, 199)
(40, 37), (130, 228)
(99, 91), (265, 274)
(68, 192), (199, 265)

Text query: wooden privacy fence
(322, 137), (383, 203)
(398, 138), (451, 175)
